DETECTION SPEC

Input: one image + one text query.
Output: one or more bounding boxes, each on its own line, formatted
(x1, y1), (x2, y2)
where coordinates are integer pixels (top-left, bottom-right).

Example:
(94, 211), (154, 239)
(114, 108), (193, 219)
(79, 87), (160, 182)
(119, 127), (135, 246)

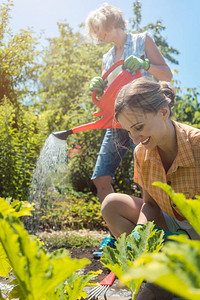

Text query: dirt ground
(38, 230), (183, 299)
(69, 246), (132, 299)
(69, 246), (111, 281)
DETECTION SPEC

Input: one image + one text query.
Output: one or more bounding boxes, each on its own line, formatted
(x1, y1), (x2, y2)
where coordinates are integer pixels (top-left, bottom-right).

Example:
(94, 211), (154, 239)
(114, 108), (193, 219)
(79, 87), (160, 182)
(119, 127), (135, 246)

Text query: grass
(39, 229), (108, 250)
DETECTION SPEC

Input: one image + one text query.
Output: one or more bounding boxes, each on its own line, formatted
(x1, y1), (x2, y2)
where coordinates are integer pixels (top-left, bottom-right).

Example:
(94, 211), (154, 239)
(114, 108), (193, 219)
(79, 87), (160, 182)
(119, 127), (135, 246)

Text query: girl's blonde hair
(115, 77), (176, 120)
(85, 3), (127, 43)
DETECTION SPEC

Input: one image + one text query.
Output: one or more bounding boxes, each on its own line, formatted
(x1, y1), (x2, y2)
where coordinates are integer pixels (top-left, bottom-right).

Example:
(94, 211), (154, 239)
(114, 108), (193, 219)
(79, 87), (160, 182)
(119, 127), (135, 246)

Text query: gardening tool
(87, 271), (116, 300)
(52, 60), (141, 140)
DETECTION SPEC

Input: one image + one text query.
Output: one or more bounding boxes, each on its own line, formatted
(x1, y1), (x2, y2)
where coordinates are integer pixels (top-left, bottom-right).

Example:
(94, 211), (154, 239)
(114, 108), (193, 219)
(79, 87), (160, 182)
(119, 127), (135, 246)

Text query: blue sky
(9, 0), (200, 90)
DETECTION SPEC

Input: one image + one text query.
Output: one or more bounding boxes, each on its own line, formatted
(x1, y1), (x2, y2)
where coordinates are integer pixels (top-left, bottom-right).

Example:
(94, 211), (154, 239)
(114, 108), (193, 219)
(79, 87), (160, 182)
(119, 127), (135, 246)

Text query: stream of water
(26, 134), (68, 233)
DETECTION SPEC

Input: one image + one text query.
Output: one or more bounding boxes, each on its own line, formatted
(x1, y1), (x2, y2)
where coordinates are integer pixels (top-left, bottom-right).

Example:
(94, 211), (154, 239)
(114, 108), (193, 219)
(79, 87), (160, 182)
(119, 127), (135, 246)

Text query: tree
(0, 0), (40, 107)
(174, 87), (200, 128)
(130, 0), (179, 65)
(0, 97), (49, 200)
(38, 22), (109, 132)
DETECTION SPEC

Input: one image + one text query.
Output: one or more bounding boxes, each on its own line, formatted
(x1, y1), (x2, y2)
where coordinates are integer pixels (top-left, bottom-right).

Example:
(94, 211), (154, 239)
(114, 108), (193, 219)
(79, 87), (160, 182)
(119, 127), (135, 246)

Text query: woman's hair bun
(160, 82), (176, 107)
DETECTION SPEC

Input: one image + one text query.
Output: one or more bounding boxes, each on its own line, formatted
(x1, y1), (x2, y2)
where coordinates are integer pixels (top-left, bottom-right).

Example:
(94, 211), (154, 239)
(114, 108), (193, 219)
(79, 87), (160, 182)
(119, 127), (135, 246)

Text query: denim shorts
(91, 128), (136, 180)
(163, 212), (200, 240)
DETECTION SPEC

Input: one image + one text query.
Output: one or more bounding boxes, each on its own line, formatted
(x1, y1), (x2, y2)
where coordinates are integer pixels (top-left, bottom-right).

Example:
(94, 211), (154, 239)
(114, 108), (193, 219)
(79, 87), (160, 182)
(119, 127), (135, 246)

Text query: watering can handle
(92, 60), (124, 106)
(101, 59), (125, 80)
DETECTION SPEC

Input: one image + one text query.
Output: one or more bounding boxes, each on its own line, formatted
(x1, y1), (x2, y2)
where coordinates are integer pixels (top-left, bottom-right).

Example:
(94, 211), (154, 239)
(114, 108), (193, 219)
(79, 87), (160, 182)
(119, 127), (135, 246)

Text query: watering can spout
(52, 129), (73, 140)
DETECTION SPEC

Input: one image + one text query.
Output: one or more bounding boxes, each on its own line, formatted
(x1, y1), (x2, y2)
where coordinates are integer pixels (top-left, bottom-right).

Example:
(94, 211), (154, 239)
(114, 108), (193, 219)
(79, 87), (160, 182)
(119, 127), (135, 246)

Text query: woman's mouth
(141, 137), (150, 145)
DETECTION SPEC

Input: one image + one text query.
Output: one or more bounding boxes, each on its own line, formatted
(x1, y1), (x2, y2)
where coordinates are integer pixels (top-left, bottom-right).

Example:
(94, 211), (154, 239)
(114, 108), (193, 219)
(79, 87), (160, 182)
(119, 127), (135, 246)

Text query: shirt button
(167, 181), (171, 185)
(172, 203), (176, 207)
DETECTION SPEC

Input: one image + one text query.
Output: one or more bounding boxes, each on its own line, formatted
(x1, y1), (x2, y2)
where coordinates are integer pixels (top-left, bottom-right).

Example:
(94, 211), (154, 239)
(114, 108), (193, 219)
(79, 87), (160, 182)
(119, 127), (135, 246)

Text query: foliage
(0, 0), (40, 106)
(130, 0), (179, 65)
(0, 197), (34, 277)
(154, 182), (200, 235)
(100, 222), (164, 299)
(37, 22), (109, 130)
(173, 87), (200, 128)
(0, 197), (100, 300)
(122, 183), (200, 300)
(40, 230), (106, 250)
(36, 189), (106, 231)
(125, 236), (200, 300)
(0, 1), (47, 201)
(0, 98), (49, 200)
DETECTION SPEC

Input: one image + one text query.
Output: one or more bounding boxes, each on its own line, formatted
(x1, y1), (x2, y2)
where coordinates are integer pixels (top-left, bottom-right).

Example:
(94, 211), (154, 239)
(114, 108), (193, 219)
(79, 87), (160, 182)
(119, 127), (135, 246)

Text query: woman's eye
(135, 125), (144, 131)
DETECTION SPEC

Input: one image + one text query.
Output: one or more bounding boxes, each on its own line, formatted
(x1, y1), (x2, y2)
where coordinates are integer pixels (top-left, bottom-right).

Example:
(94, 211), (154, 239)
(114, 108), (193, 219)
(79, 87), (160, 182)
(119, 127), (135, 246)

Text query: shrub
(0, 98), (49, 200)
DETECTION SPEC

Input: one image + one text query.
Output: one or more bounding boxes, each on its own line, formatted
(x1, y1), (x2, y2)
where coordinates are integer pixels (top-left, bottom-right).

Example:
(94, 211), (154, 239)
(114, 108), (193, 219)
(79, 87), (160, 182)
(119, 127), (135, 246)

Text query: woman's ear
(159, 106), (170, 120)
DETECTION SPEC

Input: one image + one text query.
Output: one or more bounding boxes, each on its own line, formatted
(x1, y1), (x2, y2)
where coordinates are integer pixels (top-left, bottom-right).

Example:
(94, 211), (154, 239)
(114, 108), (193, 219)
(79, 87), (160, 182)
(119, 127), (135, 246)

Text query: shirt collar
(144, 121), (195, 169)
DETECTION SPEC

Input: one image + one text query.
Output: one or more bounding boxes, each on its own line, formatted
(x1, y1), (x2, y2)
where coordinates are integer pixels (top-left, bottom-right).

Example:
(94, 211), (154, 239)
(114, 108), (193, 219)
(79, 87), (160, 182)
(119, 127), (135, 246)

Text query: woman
(85, 3), (172, 258)
(102, 77), (200, 299)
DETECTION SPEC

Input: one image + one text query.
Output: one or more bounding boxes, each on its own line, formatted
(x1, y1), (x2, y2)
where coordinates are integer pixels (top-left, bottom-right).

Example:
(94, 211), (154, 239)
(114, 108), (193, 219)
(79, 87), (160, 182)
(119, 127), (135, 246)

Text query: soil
(69, 246), (132, 299)
(69, 246), (111, 280)
(38, 230), (181, 299)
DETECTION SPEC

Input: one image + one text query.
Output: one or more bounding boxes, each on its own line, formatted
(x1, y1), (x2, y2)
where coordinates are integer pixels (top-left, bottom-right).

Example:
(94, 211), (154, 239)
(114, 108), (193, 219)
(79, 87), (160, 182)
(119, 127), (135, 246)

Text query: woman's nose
(97, 31), (104, 40)
(129, 132), (141, 145)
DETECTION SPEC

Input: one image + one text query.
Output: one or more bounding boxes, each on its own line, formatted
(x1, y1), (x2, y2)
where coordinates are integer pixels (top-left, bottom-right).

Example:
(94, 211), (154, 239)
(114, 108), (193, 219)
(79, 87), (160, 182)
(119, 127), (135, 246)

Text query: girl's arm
(145, 35), (172, 82)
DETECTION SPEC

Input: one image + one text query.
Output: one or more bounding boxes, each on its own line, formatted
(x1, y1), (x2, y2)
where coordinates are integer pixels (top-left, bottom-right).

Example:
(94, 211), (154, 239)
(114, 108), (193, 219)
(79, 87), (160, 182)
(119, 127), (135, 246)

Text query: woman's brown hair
(115, 77), (176, 120)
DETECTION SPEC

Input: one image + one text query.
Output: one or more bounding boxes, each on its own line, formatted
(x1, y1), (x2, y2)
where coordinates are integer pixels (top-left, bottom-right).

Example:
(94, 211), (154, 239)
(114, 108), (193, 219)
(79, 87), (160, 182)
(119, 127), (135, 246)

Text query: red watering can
(52, 60), (141, 140)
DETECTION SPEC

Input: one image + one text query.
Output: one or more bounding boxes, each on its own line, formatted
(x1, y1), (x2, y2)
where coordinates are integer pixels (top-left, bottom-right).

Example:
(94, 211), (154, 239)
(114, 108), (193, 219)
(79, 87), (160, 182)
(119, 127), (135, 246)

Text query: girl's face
(117, 107), (169, 150)
(94, 26), (117, 43)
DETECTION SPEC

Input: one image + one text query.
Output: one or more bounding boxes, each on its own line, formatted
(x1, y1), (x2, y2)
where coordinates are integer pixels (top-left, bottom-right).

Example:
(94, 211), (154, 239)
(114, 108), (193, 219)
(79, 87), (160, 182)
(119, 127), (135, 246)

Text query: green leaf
(100, 222), (164, 299)
(0, 216), (91, 300)
(153, 182), (200, 235)
(0, 241), (11, 277)
(64, 270), (101, 300)
(123, 237), (200, 300)
(0, 198), (34, 218)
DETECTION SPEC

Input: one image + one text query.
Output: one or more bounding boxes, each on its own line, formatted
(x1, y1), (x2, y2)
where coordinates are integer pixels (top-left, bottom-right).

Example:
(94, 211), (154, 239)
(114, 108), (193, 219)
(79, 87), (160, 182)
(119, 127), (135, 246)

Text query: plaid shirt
(134, 121), (200, 220)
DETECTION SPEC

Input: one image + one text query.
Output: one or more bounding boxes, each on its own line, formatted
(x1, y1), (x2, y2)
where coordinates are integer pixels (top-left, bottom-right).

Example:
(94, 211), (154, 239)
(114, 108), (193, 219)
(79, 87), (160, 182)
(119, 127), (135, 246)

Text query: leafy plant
(124, 236), (200, 300)
(173, 87), (200, 129)
(36, 189), (106, 231)
(122, 183), (200, 300)
(0, 98), (49, 200)
(0, 197), (100, 299)
(40, 230), (106, 250)
(100, 222), (164, 299)
(0, 0), (40, 105)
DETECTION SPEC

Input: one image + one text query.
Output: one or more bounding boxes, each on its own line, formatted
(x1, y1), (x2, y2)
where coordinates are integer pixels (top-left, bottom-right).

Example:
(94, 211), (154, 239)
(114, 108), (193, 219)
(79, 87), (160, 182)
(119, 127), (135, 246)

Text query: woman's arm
(145, 35), (172, 82)
(137, 189), (168, 229)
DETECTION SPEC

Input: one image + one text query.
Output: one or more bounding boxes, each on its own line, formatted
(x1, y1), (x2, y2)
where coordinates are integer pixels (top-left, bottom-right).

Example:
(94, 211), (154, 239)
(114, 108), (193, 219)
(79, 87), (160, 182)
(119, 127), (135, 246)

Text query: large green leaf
(153, 182), (200, 235)
(123, 236), (200, 300)
(0, 216), (90, 300)
(0, 242), (11, 277)
(0, 198), (34, 218)
(100, 222), (164, 299)
(64, 270), (101, 300)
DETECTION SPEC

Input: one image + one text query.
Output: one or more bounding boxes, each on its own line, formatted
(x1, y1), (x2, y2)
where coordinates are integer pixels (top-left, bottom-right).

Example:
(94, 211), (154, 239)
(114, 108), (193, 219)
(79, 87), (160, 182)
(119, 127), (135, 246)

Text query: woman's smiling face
(117, 107), (168, 150)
